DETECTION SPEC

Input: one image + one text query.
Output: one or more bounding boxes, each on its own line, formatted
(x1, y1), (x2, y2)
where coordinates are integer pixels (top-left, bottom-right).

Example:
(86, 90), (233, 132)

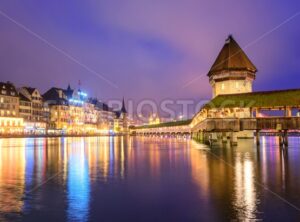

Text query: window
(221, 83), (225, 90)
(236, 82), (239, 89)
(0, 97), (3, 103)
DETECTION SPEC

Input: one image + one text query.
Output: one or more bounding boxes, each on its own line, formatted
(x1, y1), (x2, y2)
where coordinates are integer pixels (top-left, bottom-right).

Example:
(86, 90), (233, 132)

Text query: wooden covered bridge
(131, 89), (300, 146)
(130, 119), (192, 138)
(130, 36), (300, 147)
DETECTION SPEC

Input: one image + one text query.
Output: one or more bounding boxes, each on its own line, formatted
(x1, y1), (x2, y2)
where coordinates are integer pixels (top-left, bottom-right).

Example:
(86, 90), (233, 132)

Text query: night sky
(0, 1), (300, 117)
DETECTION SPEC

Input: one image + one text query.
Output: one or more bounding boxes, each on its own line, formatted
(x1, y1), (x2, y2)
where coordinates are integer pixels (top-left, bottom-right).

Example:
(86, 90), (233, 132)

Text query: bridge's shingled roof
(203, 89), (300, 109)
(131, 119), (192, 130)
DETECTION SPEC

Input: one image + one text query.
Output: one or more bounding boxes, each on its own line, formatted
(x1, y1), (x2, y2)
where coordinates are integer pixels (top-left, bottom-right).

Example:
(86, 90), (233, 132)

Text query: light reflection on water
(0, 136), (300, 221)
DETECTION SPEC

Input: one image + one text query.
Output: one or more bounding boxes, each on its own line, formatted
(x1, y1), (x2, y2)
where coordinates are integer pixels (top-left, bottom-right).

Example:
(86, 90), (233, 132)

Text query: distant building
(0, 82), (23, 134)
(148, 114), (160, 125)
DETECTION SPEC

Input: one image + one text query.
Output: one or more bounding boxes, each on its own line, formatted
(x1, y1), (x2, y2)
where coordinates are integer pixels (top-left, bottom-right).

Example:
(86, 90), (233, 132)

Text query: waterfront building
(67, 88), (87, 134)
(82, 97), (99, 134)
(19, 93), (31, 122)
(43, 86), (87, 134)
(43, 85), (117, 135)
(18, 87), (47, 134)
(89, 98), (115, 134)
(0, 81), (125, 136)
(0, 82), (23, 134)
(43, 87), (70, 133)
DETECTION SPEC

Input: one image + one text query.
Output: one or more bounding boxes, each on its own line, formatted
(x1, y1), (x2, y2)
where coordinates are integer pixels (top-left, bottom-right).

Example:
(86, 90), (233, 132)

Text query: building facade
(43, 85), (118, 135)
(0, 81), (128, 136)
(18, 87), (47, 134)
(0, 82), (23, 135)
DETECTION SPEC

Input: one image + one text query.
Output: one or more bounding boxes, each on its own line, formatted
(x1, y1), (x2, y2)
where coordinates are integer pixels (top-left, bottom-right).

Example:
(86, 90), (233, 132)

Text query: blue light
(78, 92), (87, 97)
(67, 147), (90, 222)
(69, 99), (84, 104)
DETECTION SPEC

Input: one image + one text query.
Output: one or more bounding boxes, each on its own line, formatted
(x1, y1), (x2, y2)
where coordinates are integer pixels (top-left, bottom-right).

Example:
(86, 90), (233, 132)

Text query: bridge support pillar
(283, 130), (288, 147)
(211, 132), (218, 141)
(222, 132), (227, 144)
(203, 132), (210, 144)
(256, 130), (260, 146)
(279, 131), (284, 146)
(230, 132), (238, 146)
(199, 131), (204, 142)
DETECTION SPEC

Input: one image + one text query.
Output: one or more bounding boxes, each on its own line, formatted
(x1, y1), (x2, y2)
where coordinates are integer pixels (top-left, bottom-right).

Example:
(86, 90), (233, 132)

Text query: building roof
(89, 98), (112, 111)
(208, 35), (257, 76)
(203, 89), (300, 109)
(64, 84), (74, 99)
(19, 93), (31, 102)
(115, 111), (122, 118)
(115, 98), (127, 118)
(132, 119), (192, 130)
(0, 81), (19, 97)
(23, 87), (36, 95)
(43, 87), (68, 105)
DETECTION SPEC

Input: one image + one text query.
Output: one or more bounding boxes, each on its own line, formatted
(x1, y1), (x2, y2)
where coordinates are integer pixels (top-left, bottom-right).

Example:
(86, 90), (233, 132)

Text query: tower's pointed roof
(208, 35), (257, 76)
(64, 84), (74, 99)
(121, 97), (127, 113)
(67, 84), (71, 91)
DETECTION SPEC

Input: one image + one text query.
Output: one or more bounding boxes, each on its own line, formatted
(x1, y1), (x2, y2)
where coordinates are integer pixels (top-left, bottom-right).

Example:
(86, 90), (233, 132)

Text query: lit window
(221, 83), (225, 90)
(236, 82), (239, 89)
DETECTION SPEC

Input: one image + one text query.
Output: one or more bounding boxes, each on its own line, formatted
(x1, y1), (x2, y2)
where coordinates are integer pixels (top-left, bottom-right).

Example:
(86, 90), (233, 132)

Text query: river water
(0, 136), (300, 221)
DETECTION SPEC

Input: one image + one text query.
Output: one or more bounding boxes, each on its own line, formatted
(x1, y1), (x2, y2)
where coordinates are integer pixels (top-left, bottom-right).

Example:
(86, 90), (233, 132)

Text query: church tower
(208, 35), (257, 98)
(120, 98), (128, 132)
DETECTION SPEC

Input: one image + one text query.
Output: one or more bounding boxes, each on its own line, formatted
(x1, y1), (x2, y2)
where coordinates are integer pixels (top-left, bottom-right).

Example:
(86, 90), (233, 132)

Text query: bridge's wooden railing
(255, 117), (300, 130)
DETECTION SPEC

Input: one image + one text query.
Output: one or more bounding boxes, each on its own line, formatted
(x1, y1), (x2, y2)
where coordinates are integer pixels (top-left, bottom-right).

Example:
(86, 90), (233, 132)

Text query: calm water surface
(1, 136), (300, 221)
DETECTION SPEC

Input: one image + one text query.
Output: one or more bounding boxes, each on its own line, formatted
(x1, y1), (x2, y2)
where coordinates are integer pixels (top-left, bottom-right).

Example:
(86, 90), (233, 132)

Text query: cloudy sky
(0, 1), (300, 117)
